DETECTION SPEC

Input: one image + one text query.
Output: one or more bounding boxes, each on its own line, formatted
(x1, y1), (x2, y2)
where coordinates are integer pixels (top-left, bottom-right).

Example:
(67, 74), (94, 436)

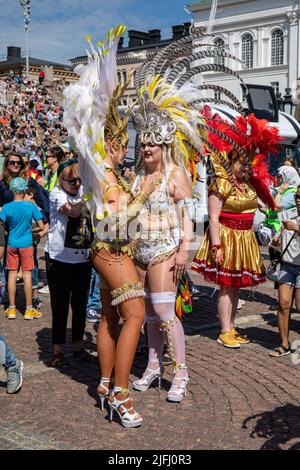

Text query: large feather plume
(63, 25), (127, 226)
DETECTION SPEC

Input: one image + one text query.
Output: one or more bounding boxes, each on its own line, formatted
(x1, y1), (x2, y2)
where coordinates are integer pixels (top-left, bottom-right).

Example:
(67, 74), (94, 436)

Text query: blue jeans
(278, 262), (300, 288)
(0, 335), (16, 370)
(86, 268), (101, 311)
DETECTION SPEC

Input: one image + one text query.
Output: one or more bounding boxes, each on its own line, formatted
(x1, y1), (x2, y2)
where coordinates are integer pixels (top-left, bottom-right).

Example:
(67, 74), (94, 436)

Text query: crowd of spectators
(0, 75), (69, 172)
(0, 74), (101, 391)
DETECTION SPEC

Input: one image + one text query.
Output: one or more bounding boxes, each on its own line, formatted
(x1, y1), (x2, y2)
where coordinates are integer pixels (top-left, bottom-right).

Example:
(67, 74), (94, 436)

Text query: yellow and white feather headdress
(133, 28), (253, 187)
(63, 25), (129, 223)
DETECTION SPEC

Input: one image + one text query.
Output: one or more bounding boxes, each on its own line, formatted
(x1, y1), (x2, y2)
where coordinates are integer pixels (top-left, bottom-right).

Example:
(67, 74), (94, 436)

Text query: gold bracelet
(136, 192), (149, 205)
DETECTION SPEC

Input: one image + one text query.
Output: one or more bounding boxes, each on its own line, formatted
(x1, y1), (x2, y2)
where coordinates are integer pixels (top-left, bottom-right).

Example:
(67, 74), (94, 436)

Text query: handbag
(257, 222), (275, 246)
(266, 233), (296, 282)
(64, 208), (93, 250)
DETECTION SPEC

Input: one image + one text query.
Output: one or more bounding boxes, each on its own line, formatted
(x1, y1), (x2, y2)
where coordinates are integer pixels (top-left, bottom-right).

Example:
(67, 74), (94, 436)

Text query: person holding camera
(45, 159), (93, 368)
(269, 185), (300, 357)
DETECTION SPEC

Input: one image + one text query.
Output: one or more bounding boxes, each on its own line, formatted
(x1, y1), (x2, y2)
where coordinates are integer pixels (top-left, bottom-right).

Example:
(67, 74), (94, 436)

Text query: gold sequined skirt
(192, 225), (266, 287)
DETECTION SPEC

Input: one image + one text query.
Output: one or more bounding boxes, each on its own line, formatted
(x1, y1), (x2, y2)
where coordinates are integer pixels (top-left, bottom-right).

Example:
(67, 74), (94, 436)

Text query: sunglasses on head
(8, 160), (21, 166)
(62, 177), (81, 186)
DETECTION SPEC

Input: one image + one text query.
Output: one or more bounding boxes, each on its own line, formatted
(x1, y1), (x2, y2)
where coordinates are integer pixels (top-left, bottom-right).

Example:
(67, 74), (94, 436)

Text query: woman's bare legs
(230, 288), (240, 328)
(96, 288), (119, 384)
(92, 249), (145, 422)
(277, 284), (294, 348)
(218, 286), (238, 331)
(295, 288), (300, 314)
(92, 250), (145, 389)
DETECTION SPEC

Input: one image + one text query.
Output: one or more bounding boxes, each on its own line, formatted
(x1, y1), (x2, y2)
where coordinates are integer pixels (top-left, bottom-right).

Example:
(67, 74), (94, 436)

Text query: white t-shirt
(45, 186), (90, 263)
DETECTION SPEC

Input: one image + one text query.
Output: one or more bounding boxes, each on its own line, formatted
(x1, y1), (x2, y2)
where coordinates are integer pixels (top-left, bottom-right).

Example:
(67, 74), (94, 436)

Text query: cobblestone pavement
(1, 250), (300, 450)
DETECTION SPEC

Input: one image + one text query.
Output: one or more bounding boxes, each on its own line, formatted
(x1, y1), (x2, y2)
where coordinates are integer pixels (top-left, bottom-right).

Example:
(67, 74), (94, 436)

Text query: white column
(233, 30), (241, 71)
(262, 37), (269, 68)
(253, 38), (258, 69)
(257, 27), (263, 68)
(287, 12), (299, 92)
(227, 32), (234, 70)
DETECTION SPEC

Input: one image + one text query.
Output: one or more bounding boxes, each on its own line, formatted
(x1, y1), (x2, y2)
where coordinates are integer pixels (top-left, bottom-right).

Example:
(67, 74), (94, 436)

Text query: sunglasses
(62, 177), (81, 186)
(8, 160), (21, 166)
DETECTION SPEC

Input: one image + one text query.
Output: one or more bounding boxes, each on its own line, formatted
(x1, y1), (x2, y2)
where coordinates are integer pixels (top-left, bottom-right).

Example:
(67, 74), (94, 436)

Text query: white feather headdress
(63, 25), (128, 225)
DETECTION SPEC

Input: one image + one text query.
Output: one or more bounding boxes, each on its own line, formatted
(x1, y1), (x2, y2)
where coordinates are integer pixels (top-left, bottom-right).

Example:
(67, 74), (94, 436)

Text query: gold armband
(110, 191), (149, 232)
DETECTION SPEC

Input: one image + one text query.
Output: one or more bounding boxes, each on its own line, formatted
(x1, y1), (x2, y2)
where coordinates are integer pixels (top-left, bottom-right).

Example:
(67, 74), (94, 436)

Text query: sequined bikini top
(143, 177), (171, 215)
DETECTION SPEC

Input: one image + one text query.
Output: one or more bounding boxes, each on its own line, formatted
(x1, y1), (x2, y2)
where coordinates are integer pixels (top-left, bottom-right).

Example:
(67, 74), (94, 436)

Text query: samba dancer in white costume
(129, 22), (256, 401)
(130, 46), (208, 403)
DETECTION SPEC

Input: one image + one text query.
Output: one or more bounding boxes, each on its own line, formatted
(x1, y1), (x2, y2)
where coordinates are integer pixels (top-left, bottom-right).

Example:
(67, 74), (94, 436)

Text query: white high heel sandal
(108, 387), (143, 428)
(133, 361), (164, 392)
(97, 377), (111, 411)
(167, 366), (189, 403)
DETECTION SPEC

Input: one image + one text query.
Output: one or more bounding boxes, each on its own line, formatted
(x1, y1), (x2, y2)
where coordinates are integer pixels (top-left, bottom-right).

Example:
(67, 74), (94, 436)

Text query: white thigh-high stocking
(150, 292), (186, 372)
(133, 298), (165, 391)
(150, 292), (189, 402)
(145, 297), (165, 369)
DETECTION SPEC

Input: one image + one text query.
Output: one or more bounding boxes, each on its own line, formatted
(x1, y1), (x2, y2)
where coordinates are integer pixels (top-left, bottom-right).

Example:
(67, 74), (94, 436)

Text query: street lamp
(19, 0), (31, 78)
(282, 87), (295, 115)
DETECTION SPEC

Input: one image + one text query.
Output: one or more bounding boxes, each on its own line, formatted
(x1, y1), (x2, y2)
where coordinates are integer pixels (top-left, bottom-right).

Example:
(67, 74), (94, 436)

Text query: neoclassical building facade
(186, 0), (300, 107)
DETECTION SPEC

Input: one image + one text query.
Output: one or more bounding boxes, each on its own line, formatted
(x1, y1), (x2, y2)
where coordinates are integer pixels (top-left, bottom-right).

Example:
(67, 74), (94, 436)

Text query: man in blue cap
(0, 178), (45, 320)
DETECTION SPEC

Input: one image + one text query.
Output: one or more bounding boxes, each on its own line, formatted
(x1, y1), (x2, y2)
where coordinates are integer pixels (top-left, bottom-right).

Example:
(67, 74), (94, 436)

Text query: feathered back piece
(132, 27), (253, 186)
(63, 25), (128, 225)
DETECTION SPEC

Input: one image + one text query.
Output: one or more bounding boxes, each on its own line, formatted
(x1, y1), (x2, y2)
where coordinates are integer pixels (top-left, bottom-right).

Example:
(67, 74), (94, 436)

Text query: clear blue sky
(0, 0), (196, 64)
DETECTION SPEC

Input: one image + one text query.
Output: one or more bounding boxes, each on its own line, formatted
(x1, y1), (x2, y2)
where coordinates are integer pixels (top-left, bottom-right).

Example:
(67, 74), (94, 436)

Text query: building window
(122, 99), (128, 106)
(117, 72), (121, 83)
(122, 70), (127, 83)
(271, 30), (284, 66)
(214, 38), (225, 66)
(242, 34), (253, 69)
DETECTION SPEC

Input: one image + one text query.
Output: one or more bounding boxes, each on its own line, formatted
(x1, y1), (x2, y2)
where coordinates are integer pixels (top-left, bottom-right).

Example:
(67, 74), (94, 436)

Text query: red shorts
(6, 246), (34, 271)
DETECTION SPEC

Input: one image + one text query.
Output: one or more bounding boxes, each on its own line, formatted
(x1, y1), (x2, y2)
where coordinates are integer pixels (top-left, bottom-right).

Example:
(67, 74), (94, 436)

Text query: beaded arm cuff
(110, 191), (149, 232)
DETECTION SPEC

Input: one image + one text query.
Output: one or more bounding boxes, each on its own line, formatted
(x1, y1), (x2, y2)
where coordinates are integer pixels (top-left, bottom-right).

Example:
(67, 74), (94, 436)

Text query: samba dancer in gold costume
(192, 111), (281, 348)
(63, 26), (158, 428)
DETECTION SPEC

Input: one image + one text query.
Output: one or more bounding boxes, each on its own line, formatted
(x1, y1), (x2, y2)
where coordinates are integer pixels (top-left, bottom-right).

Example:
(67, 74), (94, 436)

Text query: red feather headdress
(202, 106), (283, 209)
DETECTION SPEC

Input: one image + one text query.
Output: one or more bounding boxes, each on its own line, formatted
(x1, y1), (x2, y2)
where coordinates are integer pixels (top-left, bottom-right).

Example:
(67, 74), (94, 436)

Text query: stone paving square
(0, 248), (300, 450)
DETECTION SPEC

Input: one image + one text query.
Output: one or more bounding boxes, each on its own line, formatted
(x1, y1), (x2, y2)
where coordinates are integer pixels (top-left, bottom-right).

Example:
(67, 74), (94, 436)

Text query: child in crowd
(0, 177), (45, 320)
(24, 186), (49, 310)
